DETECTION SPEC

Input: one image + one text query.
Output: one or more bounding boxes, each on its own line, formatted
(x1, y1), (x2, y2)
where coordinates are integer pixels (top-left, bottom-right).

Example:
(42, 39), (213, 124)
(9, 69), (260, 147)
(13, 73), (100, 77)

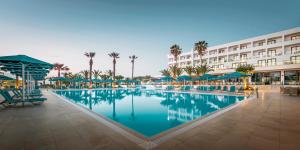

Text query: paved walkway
(0, 89), (300, 150)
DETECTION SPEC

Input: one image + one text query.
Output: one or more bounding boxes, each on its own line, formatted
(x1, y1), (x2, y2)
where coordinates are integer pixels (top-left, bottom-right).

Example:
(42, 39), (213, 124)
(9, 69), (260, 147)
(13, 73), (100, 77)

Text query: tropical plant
(106, 70), (113, 79)
(169, 66), (182, 78)
(170, 44), (182, 67)
(108, 52), (120, 80)
(184, 66), (194, 77)
(63, 72), (73, 78)
(236, 64), (254, 74)
(72, 73), (83, 79)
(115, 75), (124, 80)
(93, 70), (101, 79)
(236, 64), (255, 89)
(53, 63), (69, 77)
(194, 64), (213, 76)
(129, 55), (138, 80)
(80, 70), (89, 79)
(194, 41), (208, 65)
(84, 52), (96, 87)
(160, 69), (171, 77)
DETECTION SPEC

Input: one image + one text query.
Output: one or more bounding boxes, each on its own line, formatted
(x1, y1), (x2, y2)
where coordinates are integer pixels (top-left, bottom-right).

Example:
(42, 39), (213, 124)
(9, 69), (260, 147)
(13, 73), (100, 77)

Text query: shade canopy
(0, 74), (15, 80)
(0, 55), (53, 80)
(176, 75), (192, 81)
(217, 72), (251, 80)
(193, 74), (215, 81)
(49, 77), (68, 81)
(160, 76), (174, 82)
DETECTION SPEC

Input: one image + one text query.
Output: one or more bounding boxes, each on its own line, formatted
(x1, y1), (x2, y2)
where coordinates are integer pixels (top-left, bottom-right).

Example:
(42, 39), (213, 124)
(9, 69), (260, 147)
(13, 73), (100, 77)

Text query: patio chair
(166, 85), (174, 90)
(282, 87), (290, 95)
(229, 86), (236, 92)
(217, 86), (221, 90)
(0, 90), (46, 105)
(223, 86), (228, 92)
(209, 86), (215, 91)
(13, 89), (43, 98)
(289, 87), (299, 96)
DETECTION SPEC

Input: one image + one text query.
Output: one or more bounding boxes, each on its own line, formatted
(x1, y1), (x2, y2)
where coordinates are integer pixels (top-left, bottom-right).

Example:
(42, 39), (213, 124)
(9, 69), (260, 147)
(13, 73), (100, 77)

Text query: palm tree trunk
(89, 59), (93, 88)
(131, 61), (134, 80)
(57, 69), (61, 87)
(113, 59), (116, 80)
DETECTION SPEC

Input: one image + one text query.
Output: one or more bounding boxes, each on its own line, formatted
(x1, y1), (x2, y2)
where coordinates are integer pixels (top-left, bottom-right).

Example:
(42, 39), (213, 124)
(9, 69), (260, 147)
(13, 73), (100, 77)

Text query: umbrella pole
(27, 71), (29, 97)
(22, 64), (25, 101)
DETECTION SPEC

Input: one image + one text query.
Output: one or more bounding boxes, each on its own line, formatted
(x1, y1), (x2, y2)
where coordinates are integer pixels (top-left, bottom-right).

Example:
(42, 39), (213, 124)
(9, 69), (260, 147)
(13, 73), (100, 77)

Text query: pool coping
(51, 89), (255, 149)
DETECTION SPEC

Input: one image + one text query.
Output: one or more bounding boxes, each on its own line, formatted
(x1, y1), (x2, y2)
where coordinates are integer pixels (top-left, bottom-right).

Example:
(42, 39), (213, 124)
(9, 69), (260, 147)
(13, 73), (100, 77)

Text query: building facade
(167, 27), (300, 85)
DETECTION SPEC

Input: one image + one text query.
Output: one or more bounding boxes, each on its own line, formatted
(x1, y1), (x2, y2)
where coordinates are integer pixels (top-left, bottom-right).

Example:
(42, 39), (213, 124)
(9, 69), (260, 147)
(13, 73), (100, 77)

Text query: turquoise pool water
(55, 89), (246, 137)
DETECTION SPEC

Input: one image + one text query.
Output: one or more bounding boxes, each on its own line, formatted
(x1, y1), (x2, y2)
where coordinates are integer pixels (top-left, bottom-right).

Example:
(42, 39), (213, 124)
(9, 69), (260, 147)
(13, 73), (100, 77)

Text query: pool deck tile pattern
(0, 89), (300, 150)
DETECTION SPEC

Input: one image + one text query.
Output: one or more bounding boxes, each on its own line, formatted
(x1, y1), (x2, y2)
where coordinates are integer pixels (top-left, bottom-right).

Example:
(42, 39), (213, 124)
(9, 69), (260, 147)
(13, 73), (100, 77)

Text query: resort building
(167, 27), (300, 85)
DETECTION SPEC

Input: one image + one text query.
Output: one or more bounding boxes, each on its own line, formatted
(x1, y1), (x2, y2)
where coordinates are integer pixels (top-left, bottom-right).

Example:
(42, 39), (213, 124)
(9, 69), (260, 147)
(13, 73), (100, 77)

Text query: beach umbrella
(0, 55), (53, 100)
(193, 74), (215, 81)
(176, 75), (192, 85)
(0, 74), (14, 80)
(160, 76), (174, 82)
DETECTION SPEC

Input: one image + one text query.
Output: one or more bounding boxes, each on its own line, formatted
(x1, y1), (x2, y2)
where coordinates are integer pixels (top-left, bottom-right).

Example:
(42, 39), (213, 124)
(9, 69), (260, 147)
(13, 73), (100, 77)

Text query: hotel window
(267, 58), (276, 66)
(267, 39), (276, 45)
(219, 49), (225, 54)
(291, 46), (300, 54)
(240, 62), (247, 66)
(258, 51), (265, 57)
(232, 55), (238, 61)
(291, 35), (300, 40)
(258, 42), (264, 46)
(219, 64), (224, 69)
(232, 63), (239, 68)
(241, 54), (247, 60)
(240, 45), (247, 49)
(258, 60), (266, 67)
(284, 71), (300, 85)
(268, 50), (276, 56)
(291, 56), (300, 64)
(212, 65), (218, 70)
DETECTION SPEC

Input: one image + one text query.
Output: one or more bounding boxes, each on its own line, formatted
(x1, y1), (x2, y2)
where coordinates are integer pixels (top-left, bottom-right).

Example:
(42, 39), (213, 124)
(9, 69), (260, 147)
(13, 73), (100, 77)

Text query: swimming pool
(55, 89), (246, 137)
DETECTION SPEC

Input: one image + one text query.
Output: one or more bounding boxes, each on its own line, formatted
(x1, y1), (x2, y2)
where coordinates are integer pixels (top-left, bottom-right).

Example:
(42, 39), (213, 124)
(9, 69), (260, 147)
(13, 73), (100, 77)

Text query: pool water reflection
(55, 89), (245, 137)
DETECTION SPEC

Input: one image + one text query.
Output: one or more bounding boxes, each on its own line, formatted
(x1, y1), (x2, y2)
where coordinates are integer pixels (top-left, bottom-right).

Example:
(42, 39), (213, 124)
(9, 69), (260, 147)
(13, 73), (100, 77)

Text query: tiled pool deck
(0, 89), (300, 150)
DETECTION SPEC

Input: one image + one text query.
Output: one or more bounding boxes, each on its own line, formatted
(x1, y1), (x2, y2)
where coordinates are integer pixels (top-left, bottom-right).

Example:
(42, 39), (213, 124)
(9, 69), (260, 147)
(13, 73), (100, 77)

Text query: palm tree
(236, 64), (254, 88)
(80, 70), (89, 79)
(108, 52), (120, 80)
(194, 41), (208, 65)
(194, 64), (213, 76)
(169, 66), (182, 78)
(184, 66), (194, 77)
(129, 55), (138, 80)
(53, 63), (69, 77)
(160, 69), (171, 77)
(236, 64), (254, 74)
(115, 75), (124, 80)
(93, 70), (101, 79)
(84, 52), (96, 88)
(170, 44), (182, 67)
(53, 63), (69, 86)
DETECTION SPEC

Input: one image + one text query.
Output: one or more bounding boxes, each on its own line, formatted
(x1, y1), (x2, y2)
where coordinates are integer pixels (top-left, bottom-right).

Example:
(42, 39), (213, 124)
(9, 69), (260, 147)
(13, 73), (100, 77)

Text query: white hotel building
(167, 27), (300, 85)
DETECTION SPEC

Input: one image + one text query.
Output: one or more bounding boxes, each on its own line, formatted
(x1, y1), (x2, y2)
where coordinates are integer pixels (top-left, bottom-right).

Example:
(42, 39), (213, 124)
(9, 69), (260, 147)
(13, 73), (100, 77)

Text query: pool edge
(51, 90), (255, 150)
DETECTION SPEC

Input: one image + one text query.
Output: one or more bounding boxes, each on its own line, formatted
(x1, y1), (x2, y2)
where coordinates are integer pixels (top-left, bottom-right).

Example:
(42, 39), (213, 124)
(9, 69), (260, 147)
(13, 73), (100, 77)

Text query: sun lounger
(165, 86), (174, 90)
(288, 87), (299, 96)
(229, 86), (236, 92)
(222, 86), (228, 92)
(0, 90), (46, 105)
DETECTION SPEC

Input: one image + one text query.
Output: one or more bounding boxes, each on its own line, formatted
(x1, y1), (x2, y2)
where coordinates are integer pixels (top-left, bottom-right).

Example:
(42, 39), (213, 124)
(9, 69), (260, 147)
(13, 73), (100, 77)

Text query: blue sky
(0, 0), (299, 77)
